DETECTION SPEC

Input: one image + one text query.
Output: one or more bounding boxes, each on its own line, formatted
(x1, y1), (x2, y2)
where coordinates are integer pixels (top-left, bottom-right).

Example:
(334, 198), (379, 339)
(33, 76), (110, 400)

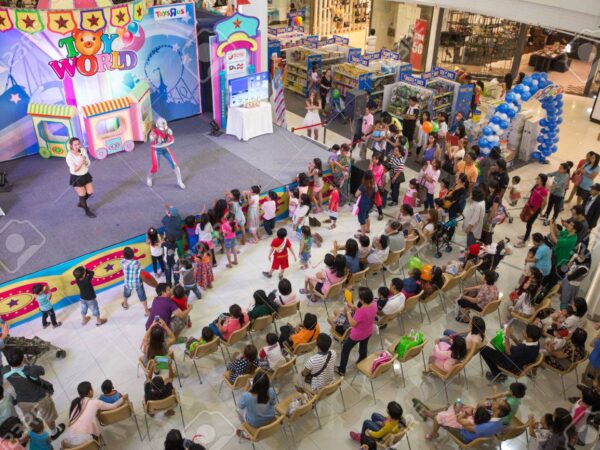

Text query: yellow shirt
(369, 418), (401, 439)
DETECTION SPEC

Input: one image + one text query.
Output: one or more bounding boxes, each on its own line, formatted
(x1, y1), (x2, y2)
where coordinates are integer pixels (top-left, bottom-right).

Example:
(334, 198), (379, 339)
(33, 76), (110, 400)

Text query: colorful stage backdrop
(0, 174), (335, 327)
(0, 1), (201, 161)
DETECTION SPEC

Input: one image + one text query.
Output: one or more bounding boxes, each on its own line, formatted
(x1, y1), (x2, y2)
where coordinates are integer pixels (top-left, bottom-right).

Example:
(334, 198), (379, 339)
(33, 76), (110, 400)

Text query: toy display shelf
(284, 46), (346, 95)
(383, 81), (433, 120)
(427, 78), (456, 117)
(367, 59), (404, 112)
(332, 63), (369, 97)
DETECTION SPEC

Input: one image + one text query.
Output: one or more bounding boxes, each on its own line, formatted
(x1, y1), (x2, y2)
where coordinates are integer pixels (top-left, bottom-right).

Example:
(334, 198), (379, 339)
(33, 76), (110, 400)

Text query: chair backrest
(270, 356), (296, 381)
(347, 268), (368, 286)
(231, 373), (253, 389)
(381, 425), (409, 447)
(276, 301), (300, 319)
(497, 415), (528, 441)
(395, 339), (428, 363)
(332, 326), (351, 343)
(145, 393), (178, 414)
(404, 236), (419, 251)
(442, 273), (460, 293)
(315, 377), (344, 402)
(460, 261), (481, 281)
(224, 322), (250, 346)
(371, 355), (397, 378)
(547, 283), (560, 298)
(421, 289), (439, 304)
(431, 360), (465, 380)
(403, 291), (424, 312)
(288, 394), (318, 421)
(61, 440), (100, 450)
(293, 340), (317, 356)
(384, 249), (404, 268)
(481, 298), (501, 316)
(520, 353), (544, 377)
(254, 415), (285, 441)
(251, 314), (274, 332)
(97, 400), (133, 425)
(325, 279), (346, 300)
(189, 338), (220, 359)
(378, 311), (400, 327)
(366, 262), (384, 276)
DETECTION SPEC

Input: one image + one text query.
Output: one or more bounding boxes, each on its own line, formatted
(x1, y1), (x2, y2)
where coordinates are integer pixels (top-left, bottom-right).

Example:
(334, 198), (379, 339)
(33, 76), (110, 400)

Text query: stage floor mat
(0, 115), (329, 283)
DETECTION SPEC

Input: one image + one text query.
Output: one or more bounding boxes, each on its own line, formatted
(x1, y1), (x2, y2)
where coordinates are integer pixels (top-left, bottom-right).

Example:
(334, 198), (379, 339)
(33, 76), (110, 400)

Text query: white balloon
(492, 124), (500, 133)
(500, 113), (508, 121)
(522, 85), (530, 93)
(489, 135), (499, 142)
(495, 127), (503, 135)
(514, 93), (522, 101)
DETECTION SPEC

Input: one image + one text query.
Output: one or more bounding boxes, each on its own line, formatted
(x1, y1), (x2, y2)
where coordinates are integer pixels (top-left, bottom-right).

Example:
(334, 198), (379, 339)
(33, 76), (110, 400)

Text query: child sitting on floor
(99, 379), (123, 404)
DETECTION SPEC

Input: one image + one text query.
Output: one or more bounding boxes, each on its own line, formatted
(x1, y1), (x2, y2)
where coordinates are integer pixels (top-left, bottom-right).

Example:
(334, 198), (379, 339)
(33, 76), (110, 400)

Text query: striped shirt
(121, 259), (141, 289)
(388, 155), (405, 176)
(304, 349), (337, 391)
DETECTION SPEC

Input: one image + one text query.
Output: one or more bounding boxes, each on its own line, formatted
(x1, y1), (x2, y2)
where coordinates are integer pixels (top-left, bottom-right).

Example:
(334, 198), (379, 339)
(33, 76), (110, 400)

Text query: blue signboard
(347, 48), (361, 62)
(362, 51), (382, 61)
(402, 74), (427, 87)
(381, 49), (400, 60)
(432, 66), (457, 81)
(334, 35), (350, 45)
(399, 63), (412, 81)
(358, 73), (373, 92)
(454, 83), (474, 120)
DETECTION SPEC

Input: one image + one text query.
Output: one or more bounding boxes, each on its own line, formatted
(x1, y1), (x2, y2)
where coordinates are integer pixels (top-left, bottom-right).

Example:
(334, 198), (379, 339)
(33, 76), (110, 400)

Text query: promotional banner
(0, 2), (201, 161)
(410, 18), (427, 71)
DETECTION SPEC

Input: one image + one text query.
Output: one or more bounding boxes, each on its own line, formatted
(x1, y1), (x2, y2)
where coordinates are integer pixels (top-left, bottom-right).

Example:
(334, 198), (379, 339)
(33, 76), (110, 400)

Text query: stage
(0, 114), (329, 286)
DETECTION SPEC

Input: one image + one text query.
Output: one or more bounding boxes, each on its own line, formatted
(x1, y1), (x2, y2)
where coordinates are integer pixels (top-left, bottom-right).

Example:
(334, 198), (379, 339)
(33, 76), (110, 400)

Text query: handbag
(397, 171), (406, 184)
(352, 197), (360, 217)
(490, 330), (506, 353)
(374, 191), (382, 207)
(304, 351), (331, 385)
(520, 202), (538, 223)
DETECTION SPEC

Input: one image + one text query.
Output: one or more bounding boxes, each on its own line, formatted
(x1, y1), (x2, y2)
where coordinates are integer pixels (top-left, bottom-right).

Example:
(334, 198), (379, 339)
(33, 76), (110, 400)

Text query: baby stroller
(327, 88), (348, 123)
(432, 214), (464, 258)
(3, 336), (67, 364)
(477, 238), (510, 272)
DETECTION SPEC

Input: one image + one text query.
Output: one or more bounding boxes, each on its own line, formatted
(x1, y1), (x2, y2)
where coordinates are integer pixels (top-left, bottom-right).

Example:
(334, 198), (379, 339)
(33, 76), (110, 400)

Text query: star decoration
(88, 15), (99, 27)
(172, 43), (180, 52)
(116, 11), (126, 23)
(233, 18), (241, 28)
(9, 93), (20, 104)
(23, 15), (35, 28)
(55, 16), (68, 29)
(104, 263), (114, 271)
(0, 16), (5, 27)
(136, 6), (142, 17)
(7, 299), (18, 308)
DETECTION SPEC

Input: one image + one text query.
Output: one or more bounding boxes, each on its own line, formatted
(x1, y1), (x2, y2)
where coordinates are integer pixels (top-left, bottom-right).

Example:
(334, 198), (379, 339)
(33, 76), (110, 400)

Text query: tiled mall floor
(10, 93), (600, 449)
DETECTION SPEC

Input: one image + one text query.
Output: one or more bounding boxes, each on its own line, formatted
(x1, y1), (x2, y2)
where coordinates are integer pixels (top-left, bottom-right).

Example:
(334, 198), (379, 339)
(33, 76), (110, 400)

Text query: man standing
(120, 246), (149, 315)
(584, 183), (600, 230)
(2, 349), (65, 440)
(401, 96), (419, 155)
(162, 205), (183, 255)
(454, 151), (478, 189)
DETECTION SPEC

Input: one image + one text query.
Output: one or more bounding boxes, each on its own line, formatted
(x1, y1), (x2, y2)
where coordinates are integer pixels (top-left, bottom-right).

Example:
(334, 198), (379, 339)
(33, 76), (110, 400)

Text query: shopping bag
(394, 330), (424, 358)
(490, 330), (506, 353)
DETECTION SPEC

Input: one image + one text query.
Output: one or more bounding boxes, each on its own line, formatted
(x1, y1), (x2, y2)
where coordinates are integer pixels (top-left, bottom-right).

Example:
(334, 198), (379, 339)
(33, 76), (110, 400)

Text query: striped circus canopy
(81, 96), (131, 117)
(27, 102), (78, 118)
(36, 0), (113, 10)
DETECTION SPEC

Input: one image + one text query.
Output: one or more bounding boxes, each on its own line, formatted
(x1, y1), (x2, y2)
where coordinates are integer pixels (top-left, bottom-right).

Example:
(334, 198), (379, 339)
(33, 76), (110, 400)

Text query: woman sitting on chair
(236, 372), (277, 434)
(442, 316), (486, 352)
(140, 318), (176, 378)
(425, 335), (468, 374)
(544, 328), (587, 371)
(301, 253), (347, 301)
(455, 270), (499, 323)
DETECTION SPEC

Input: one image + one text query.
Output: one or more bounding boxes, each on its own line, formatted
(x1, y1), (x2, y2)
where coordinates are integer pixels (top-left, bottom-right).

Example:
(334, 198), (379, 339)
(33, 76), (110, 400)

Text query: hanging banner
(132, 0), (145, 22)
(410, 18), (427, 71)
(110, 4), (131, 28)
(46, 11), (77, 35)
(15, 10), (43, 34)
(80, 9), (106, 31)
(0, 9), (13, 32)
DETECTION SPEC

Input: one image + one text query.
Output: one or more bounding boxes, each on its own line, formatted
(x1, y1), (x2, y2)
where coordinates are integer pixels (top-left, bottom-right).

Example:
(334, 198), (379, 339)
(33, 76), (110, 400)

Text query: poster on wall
(0, 2), (201, 162)
(410, 19), (427, 71)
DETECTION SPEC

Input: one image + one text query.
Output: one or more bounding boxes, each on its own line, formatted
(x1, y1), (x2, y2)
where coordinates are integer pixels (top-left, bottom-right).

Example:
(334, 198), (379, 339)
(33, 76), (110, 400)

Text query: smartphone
(154, 315), (161, 323)
(415, 213), (422, 223)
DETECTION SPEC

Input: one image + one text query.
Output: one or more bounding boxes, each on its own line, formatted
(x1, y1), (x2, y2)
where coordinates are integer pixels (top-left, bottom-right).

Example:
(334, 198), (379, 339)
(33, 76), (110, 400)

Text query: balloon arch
(478, 72), (564, 163)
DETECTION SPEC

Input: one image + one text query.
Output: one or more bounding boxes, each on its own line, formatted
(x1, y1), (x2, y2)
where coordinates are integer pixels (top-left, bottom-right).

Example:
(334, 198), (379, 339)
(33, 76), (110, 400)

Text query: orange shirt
(455, 161), (478, 187)
(291, 323), (320, 348)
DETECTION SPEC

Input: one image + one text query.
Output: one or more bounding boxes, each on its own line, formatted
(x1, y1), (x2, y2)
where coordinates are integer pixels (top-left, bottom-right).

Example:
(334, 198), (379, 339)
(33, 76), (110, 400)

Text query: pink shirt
(371, 164), (384, 187)
(350, 302), (377, 341)
(322, 268), (345, 295)
(68, 397), (124, 437)
(222, 313), (250, 341)
(421, 165), (440, 195)
(262, 200), (276, 220)
(528, 186), (548, 210)
(221, 221), (237, 240)
(361, 113), (374, 135)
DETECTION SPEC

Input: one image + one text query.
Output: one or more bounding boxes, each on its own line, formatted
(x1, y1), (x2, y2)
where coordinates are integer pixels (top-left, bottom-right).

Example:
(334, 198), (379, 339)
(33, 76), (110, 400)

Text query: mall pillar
(239, 2), (268, 72)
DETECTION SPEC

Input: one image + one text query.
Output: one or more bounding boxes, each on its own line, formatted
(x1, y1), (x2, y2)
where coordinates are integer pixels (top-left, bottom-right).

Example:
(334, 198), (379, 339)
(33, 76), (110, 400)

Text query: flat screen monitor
(228, 72), (269, 107)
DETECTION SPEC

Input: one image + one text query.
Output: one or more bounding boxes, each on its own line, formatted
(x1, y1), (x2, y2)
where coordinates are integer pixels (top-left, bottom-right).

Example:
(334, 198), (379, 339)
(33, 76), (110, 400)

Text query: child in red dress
(262, 228), (297, 280)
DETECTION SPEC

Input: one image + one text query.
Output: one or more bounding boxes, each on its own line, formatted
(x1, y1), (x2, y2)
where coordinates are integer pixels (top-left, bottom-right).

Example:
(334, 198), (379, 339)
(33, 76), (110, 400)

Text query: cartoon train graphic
(27, 103), (80, 159)
(26, 81), (152, 160)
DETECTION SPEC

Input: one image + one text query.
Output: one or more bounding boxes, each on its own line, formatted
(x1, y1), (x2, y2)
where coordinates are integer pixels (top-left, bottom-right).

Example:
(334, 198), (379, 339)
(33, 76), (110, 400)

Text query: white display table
(226, 102), (274, 141)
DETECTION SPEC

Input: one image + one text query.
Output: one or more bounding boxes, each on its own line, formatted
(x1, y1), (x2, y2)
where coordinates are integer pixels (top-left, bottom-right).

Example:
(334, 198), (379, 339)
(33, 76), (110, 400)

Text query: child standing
(183, 216), (198, 254)
(508, 176), (521, 206)
(32, 284), (61, 329)
(325, 184), (339, 229)
(27, 418), (52, 450)
(308, 158), (324, 212)
(403, 178), (418, 207)
(146, 227), (165, 278)
(262, 191), (278, 236)
(197, 213), (216, 267)
(227, 189), (247, 245)
(438, 179), (449, 200)
(263, 228), (297, 279)
(244, 186), (262, 243)
(221, 213), (239, 268)
(194, 243), (214, 289)
(162, 236), (180, 287)
(179, 259), (201, 300)
(99, 379), (123, 404)
(73, 266), (107, 326)
(287, 187), (300, 221)
(299, 226), (313, 269)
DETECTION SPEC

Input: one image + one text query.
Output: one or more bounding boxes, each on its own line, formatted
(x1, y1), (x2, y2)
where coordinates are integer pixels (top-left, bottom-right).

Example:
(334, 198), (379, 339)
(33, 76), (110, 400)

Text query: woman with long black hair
(515, 174), (549, 248)
(236, 372), (277, 430)
(355, 171), (376, 237)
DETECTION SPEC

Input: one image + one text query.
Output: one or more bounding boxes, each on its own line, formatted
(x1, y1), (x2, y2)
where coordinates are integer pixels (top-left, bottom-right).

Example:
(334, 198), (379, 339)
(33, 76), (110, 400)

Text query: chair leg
(406, 432), (412, 450)
(463, 368), (469, 390)
(219, 380), (224, 394)
(144, 412), (150, 441)
(369, 379), (376, 404)
(132, 413), (143, 441)
(225, 345), (232, 362)
(339, 386), (347, 411)
(219, 344), (228, 365)
(438, 292), (447, 313)
(297, 309), (303, 322)
(323, 299), (330, 316)
(378, 329), (384, 351)
(421, 351), (427, 371)
(314, 404), (322, 429)
(179, 401), (185, 430)
(382, 269), (387, 286)
(497, 308), (501, 326)
(560, 375), (566, 400)
(399, 314), (405, 335)
(400, 361), (406, 388)
(416, 302), (424, 322)
(479, 354), (484, 376)
(248, 332), (255, 346)
(173, 359), (182, 388)
(422, 302), (431, 324)
(273, 321), (279, 335)
(443, 383), (449, 405)
(231, 390), (237, 406)
(351, 370), (359, 385)
(192, 360), (203, 384)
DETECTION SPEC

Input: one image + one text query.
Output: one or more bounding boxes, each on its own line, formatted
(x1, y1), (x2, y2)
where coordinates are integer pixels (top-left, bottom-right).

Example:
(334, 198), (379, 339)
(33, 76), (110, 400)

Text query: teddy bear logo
(72, 29), (103, 56)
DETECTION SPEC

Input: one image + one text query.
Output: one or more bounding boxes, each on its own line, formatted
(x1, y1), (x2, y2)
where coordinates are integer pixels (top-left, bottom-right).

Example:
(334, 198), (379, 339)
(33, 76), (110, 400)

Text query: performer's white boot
(146, 173), (153, 187)
(174, 166), (185, 189)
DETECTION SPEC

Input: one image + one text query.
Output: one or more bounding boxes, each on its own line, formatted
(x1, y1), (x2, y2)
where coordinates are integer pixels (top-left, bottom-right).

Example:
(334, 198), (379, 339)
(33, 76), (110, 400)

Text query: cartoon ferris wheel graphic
(143, 44), (196, 104)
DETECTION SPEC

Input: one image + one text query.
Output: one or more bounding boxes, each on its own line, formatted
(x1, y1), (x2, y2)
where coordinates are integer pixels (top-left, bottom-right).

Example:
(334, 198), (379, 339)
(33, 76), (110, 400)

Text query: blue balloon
(523, 77), (533, 86)
(127, 22), (139, 34)
(512, 85), (524, 94)
(537, 136), (545, 144)
(539, 72), (549, 80)
(555, 94), (563, 101)
(531, 72), (541, 80)
(490, 115), (501, 124)
(500, 120), (509, 129)
(540, 119), (547, 127)
(531, 152), (541, 161)
(506, 109), (516, 119)
(478, 137), (489, 148)
(480, 147), (491, 156)
(521, 92), (532, 101)
(556, 117), (563, 125)
(542, 149), (552, 157)
(505, 92), (517, 103)
(552, 137), (559, 143)
(555, 109), (563, 116)
(483, 126), (494, 136)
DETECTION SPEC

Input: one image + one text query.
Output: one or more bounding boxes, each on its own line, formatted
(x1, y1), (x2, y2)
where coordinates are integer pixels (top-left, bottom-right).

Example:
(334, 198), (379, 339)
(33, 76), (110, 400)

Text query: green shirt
(249, 304), (273, 320)
(503, 395), (521, 424)
(554, 230), (577, 267)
